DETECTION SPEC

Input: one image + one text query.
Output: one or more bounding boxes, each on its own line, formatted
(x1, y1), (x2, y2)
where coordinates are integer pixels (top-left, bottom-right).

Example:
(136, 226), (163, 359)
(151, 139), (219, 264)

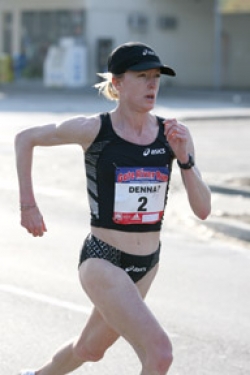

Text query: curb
(203, 216), (250, 245)
(178, 112), (250, 121)
(207, 184), (250, 245)
(209, 185), (250, 198)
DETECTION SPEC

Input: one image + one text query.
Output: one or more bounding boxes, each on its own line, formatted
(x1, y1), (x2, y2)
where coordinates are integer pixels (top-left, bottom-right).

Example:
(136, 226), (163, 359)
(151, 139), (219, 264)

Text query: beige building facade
(0, 0), (249, 88)
(222, 13), (250, 88)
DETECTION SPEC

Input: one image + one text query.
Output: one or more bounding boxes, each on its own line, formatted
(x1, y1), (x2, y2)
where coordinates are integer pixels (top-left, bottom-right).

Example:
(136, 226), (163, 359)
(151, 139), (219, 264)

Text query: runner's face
(119, 69), (161, 111)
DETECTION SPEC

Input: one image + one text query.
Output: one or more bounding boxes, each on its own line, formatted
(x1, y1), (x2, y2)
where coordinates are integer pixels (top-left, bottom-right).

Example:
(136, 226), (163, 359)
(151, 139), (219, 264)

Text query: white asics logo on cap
(142, 49), (156, 56)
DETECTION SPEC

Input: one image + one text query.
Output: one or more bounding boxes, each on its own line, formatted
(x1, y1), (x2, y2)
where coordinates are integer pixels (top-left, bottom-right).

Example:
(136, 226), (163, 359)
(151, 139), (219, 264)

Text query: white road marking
(0, 284), (91, 315)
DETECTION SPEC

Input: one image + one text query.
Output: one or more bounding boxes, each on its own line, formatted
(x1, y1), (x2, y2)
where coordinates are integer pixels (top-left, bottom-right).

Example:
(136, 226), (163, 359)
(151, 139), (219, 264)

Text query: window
(21, 9), (85, 77)
(3, 12), (13, 54)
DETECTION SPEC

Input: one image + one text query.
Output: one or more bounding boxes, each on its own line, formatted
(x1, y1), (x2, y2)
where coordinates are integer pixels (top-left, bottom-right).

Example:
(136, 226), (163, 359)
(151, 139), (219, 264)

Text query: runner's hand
(21, 206), (47, 237)
(163, 118), (193, 162)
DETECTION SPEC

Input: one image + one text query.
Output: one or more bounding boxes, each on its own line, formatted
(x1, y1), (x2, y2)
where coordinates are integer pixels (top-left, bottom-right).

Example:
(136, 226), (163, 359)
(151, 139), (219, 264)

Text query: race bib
(113, 166), (169, 225)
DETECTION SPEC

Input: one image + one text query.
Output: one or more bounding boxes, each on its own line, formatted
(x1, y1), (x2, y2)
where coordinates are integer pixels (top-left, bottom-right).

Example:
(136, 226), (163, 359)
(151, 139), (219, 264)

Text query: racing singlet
(84, 112), (175, 232)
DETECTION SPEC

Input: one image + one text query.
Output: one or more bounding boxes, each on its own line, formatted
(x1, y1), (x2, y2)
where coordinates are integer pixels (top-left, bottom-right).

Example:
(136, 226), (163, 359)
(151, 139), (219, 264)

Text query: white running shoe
(19, 371), (35, 375)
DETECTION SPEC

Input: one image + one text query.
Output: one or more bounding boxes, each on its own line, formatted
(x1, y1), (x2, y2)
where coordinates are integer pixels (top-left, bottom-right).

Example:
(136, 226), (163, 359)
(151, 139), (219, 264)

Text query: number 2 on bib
(113, 167), (169, 225)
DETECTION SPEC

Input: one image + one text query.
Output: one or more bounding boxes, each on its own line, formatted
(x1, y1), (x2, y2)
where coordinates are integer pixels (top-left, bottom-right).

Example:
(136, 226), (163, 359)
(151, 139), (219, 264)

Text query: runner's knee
(144, 333), (173, 375)
(73, 340), (105, 363)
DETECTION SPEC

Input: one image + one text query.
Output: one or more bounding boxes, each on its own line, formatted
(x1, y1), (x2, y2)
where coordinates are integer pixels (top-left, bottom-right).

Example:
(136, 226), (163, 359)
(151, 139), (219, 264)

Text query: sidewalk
(1, 79), (250, 119)
(195, 182), (250, 248)
(1, 80), (250, 248)
(157, 86), (250, 121)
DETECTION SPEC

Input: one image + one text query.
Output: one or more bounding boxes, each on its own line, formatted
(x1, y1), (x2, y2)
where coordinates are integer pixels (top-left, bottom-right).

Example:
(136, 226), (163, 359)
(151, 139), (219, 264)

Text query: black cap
(108, 42), (176, 77)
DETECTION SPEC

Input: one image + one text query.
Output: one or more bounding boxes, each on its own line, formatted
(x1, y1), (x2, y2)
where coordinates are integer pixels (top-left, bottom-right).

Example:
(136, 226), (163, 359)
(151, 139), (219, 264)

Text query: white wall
(86, 0), (215, 87)
(148, 0), (214, 87)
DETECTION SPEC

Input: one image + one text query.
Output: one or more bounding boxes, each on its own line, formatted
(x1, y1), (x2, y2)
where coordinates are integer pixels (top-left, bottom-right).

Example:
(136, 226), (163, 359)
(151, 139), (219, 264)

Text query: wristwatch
(177, 154), (195, 169)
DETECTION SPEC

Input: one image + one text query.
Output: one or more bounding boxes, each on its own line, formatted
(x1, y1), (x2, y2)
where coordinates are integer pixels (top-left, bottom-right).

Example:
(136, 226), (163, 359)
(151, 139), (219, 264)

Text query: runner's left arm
(164, 118), (211, 220)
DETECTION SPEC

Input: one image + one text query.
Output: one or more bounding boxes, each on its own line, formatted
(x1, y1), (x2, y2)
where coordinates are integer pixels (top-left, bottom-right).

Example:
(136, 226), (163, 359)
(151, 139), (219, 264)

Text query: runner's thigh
(76, 262), (158, 358)
(79, 259), (161, 346)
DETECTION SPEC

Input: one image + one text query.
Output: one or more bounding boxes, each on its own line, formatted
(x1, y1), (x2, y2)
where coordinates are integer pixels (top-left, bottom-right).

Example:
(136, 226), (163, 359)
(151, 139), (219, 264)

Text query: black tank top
(84, 112), (175, 232)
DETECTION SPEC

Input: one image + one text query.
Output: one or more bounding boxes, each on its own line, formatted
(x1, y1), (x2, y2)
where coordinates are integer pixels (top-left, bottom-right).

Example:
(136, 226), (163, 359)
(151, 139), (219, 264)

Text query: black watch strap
(177, 154), (195, 169)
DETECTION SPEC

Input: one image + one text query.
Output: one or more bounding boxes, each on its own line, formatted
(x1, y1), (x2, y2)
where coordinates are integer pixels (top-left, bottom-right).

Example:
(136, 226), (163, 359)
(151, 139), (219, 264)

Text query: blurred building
(220, 0), (250, 88)
(0, 0), (249, 88)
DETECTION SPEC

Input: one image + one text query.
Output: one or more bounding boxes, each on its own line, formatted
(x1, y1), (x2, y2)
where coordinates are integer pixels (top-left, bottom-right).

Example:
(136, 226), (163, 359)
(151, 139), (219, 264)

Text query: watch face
(177, 154), (194, 169)
(189, 154), (194, 166)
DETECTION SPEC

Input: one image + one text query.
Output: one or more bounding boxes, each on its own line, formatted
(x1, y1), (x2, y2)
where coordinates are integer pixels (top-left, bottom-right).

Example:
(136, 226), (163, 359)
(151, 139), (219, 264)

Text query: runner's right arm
(15, 115), (100, 236)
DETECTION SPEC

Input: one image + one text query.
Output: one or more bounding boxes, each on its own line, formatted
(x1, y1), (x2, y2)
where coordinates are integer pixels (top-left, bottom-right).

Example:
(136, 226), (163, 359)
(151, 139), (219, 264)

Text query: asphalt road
(0, 102), (250, 375)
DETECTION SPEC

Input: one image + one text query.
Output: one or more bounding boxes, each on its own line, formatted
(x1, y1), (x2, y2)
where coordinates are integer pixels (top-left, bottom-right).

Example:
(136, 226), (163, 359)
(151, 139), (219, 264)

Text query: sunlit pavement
(1, 83), (250, 375)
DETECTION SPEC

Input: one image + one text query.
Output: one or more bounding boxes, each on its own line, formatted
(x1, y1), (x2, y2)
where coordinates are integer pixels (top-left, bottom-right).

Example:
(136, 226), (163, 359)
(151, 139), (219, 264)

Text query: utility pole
(214, 0), (222, 89)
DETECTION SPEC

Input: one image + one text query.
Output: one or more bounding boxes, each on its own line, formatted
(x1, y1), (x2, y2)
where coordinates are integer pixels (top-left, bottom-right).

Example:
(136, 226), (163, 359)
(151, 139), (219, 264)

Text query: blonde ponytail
(94, 72), (120, 101)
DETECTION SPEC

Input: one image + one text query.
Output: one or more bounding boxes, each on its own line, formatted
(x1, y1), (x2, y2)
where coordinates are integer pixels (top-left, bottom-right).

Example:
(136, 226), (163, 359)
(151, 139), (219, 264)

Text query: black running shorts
(79, 233), (160, 283)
